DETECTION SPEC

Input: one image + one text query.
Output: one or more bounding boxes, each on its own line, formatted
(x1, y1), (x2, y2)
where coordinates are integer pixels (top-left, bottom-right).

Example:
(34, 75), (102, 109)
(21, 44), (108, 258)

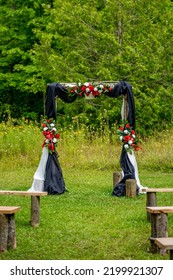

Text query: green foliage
(1, 0), (173, 135)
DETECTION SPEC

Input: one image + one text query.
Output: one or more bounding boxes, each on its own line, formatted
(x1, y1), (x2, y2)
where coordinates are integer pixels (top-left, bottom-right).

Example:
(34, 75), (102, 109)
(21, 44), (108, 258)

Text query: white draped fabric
(127, 151), (145, 193)
(28, 147), (48, 192)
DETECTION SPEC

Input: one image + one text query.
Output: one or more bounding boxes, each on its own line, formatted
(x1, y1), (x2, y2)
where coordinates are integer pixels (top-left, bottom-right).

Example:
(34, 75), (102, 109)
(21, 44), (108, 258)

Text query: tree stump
(125, 179), (136, 197)
(146, 192), (157, 222)
(150, 213), (168, 254)
(7, 214), (16, 249)
(0, 206), (20, 253)
(113, 172), (122, 187)
(31, 196), (40, 227)
(0, 214), (8, 252)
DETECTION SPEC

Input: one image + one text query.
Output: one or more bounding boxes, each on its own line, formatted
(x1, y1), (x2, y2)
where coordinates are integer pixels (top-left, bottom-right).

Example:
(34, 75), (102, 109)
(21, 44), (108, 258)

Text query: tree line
(0, 0), (173, 136)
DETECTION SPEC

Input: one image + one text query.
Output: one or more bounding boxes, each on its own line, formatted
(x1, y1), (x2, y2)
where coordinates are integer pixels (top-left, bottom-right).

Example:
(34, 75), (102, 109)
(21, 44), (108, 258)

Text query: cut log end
(125, 179), (137, 197)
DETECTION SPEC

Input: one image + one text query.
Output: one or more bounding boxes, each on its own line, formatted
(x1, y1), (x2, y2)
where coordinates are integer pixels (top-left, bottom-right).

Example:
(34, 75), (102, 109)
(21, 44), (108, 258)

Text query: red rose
(131, 130), (135, 134)
(94, 91), (100, 96)
(56, 133), (60, 139)
(81, 86), (86, 92)
(124, 135), (131, 142)
(125, 123), (130, 128)
(48, 143), (54, 151)
(88, 84), (94, 92)
(119, 126), (124, 131)
(42, 123), (47, 127)
(46, 132), (53, 139)
(47, 119), (50, 123)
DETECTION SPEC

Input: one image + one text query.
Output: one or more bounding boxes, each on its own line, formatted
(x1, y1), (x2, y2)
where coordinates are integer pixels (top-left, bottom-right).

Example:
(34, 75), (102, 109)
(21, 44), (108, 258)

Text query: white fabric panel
(127, 151), (143, 189)
(28, 147), (48, 192)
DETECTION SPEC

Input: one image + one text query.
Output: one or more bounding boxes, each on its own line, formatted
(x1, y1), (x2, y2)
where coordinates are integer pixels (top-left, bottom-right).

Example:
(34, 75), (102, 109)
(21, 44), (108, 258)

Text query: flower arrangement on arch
(67, 82), (112, 97)
(118, 123), (142, 154)
(42, 118), (60, 153)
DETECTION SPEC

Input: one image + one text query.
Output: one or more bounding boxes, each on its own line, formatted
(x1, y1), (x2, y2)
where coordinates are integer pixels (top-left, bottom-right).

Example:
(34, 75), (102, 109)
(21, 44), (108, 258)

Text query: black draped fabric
(107, 80), (135, 130)
(45, 83), (57, 120)
(109, 81), (138, 196)
(44, 152), (66, 194)
(112, 148), (138, 197)
(44, 83), (77, 194)
(46, 83), (78, 119)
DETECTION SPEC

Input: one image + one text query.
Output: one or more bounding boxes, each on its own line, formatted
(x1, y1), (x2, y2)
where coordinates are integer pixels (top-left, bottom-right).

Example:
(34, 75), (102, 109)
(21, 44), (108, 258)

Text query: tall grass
(0, 120), (173, 172)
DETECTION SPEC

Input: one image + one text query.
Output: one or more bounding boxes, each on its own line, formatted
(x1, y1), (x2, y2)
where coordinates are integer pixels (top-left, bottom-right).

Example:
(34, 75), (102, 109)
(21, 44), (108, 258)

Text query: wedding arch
(28, 80), (143, 197)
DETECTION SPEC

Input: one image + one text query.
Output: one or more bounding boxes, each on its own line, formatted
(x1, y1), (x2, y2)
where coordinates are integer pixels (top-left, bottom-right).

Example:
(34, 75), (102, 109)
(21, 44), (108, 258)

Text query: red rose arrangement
(68, 82), (112, 97)
(42, 118), (60, 153)
(118, 123), (141, 154)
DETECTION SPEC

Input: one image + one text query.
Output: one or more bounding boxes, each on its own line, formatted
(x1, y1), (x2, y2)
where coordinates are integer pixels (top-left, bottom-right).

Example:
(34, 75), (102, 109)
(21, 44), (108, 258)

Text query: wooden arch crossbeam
(59, 80), (128, 121)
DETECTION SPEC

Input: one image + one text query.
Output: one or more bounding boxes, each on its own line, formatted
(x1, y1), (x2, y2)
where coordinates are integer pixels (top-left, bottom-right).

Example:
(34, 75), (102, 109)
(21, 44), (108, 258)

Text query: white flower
(132, 134), (135, 138)
(78, 82), (81, 86)
(43, 127), (48, 131)
(45, 139), (49, 144)
(124, 130), (129, 134)
(120, 136), (123, 141)
(84, 82), (89, 87)
(86, 88), (90, 92)
(99, 84), (104, 89)
(50, 123), (55, 127)
(128, 140), (133, 145)
(52, 127), (56, 131)
(124, 144), (129, 149)
(94, 87), (98, 91)
(53, 138), (57, 143)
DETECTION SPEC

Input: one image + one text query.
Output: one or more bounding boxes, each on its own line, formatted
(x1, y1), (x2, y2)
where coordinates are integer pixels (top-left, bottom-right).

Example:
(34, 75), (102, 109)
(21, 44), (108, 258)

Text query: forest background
(1, 0), (173, 137)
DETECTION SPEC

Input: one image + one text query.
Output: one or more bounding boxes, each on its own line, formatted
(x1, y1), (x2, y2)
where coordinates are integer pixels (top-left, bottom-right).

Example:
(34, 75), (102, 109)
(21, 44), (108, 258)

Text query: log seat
(154, 238), (173, 260)
(146, 206), (173, 253)
(0, 206), (20, 252)
(0, 191), (47, 227)
(143, 188), (173, 221)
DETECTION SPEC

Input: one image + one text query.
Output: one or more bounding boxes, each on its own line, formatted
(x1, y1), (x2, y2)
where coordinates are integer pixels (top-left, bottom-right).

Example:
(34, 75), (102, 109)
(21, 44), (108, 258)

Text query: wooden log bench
(146, 206), (173, 253)
(0, 206), (20, 253)
(0, 191), (47, 227)
(154, 238), (173, 260)
(143, 188), (173, 221)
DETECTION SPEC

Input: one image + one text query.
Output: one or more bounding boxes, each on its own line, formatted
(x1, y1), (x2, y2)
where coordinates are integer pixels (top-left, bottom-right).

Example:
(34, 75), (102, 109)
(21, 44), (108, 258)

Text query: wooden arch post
(123, 94), (137, 197)
(112, 94), (128, 189)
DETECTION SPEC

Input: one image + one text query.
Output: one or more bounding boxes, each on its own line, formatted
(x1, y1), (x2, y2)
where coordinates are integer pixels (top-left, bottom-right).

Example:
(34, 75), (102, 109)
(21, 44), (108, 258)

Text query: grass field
(1, 168), (173, 260)
(0, 122), (173, 260)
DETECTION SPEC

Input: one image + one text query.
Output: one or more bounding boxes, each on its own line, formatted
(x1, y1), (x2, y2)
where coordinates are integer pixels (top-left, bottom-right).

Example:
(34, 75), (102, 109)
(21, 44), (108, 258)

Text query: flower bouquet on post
(118, 123), (141, 154)
(42, 118), (60, 154)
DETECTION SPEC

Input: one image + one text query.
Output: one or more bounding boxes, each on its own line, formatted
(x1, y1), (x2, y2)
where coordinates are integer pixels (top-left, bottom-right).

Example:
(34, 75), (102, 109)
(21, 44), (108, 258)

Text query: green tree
(1, 0), (173, 135)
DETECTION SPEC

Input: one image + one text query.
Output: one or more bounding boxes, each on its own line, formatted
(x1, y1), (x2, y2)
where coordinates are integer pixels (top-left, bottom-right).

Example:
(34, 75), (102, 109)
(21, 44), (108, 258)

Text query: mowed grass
(1, 122), (173, 260)
(0, 168), (173, 260)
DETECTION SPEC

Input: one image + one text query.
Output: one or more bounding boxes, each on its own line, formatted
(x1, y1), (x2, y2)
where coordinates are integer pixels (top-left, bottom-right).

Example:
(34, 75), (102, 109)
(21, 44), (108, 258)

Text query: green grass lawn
(0, 167), (173, 260)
